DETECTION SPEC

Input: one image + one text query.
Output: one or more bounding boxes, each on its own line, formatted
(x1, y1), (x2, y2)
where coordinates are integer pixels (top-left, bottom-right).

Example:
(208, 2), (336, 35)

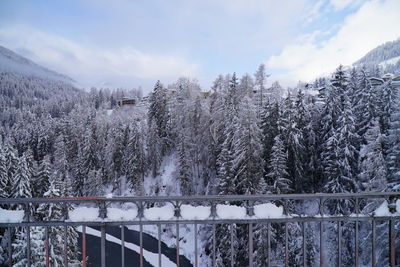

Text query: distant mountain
(354, 38), (400, 74)
(0, 45), (76, 84)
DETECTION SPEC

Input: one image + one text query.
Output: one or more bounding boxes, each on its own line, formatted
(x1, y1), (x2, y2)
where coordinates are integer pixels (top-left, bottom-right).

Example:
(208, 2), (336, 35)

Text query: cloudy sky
(0, 0), (399, 92)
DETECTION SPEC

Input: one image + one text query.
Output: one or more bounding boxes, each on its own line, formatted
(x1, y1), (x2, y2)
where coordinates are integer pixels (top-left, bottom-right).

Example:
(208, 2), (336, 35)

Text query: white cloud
(0, 25), (199, 89)
(330, 0), (365, 10)
(267, 0), (400, 84)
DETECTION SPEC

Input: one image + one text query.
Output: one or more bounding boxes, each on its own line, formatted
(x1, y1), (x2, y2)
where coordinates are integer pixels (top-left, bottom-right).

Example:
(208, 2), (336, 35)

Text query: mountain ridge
(0, 45), (76, 84)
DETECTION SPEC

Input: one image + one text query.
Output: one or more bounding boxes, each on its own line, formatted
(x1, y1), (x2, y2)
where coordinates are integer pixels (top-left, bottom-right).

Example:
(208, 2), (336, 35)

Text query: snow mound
(0, 208), (24, 223)
(107, 208), (138, 221)
(180, 205), (210, 220)
(374, 200), (400, 217)
(254, 203), (284, 218)
(144, 204), (174, 220)
(69, 207), (100, 222)
(216, 204), (247, 219)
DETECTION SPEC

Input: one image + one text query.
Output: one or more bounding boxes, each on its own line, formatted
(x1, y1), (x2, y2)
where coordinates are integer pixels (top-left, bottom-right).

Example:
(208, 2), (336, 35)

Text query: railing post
(337, 221), (341, 267)
(230, 223), (234, 267)
(138, 201), (144, 267)
(285, 222), (288, 267)
(45, 226), (50, 267)
(302, 222), (306, 267)
(267, 222), (271, 267)
(249, 223), (253, 267)
(388, 196), (397, 267)
(372, 219), (376, 267)
(82, 225), (87, 267)
(121, 226), (125, 267)
(355, 198), (359, 267)
(319, 197), (324, 267)
(194, 222), (198, 267)
(158, 223), (162, 267)
(101, 224), (106, 267)
(8, 227), (12, 267)
(212, 223), (216, 267)
(174, 201), (181, 267)
(99, 201), (107, 219)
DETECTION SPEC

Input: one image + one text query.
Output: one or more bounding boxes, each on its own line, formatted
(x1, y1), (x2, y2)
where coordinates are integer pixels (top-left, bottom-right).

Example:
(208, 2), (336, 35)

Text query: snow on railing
(0, 192), (399, 267)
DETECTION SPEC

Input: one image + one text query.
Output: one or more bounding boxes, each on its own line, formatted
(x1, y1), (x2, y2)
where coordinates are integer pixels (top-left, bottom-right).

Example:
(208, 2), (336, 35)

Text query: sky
(0, 0), (399, 92)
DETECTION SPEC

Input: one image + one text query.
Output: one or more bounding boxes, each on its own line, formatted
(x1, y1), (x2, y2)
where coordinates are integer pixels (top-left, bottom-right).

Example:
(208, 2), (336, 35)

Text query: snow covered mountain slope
(353, 38), (400, 72)
(0, 45), (76, 84)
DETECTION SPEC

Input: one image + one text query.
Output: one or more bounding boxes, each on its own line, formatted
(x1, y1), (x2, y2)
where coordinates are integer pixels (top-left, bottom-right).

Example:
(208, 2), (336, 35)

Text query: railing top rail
(0, 192), (399, 204)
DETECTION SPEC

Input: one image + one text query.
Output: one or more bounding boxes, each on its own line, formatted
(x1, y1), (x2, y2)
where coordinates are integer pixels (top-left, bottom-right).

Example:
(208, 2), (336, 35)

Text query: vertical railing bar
(389, 219), (396, 267)
(212, 223), (216, 267)
(82, 225), (87, 267)
(140, 222), (144, 267)
(355, 219), (359, 267)
(45, 226), (50, 267)
(26, 225), (31, 267)
(176, 222), (180, 267)
(63, 201), (69, 267)
(249, 223), (253, 267)
(267, 222), (271, 267)
(303, 222), (306, 267)
(25, 202), (31, 267)
(320, 221), (324, 267)
(338, 220), (341, 267)
(194, 222), (198, 267)
(101, 224), (106, 267)
(372, 219), (376, 267)
(64, 225), (68, 267)
(319, 197), (324, 267)
(285, 222), (288, 267)
(158, 223), (162, 267)
(230, 223), (234, 267)
(121, 226), (125, 267)
(355, 198), (359, 267)
(7, 227), (12, 267)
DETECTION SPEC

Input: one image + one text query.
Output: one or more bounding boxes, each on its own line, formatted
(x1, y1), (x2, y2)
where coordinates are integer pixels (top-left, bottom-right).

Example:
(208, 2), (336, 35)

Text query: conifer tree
(123, 124), (146, 193)
(148, 80), (170, 156)
(232, 96), (265, 194)
(33, 156), (51, 197)
(386, 87), (400, 190)
(37, 180), (65, 266)
(12, 227), (45, 267)
(266, 135), (291, 194)
(12, 154), (32, 200)
(0, 148), (9, 199)
(358, 120), (387, 191)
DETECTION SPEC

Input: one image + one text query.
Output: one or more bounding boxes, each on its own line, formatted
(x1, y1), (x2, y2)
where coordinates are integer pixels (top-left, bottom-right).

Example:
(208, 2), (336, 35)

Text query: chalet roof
(368, 77), (384, 86)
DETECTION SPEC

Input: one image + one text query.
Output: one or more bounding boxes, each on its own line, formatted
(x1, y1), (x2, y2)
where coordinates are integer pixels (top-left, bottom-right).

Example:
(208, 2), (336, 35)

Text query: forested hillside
(0, 46), (400, 265)
(354, 38), (400, 75)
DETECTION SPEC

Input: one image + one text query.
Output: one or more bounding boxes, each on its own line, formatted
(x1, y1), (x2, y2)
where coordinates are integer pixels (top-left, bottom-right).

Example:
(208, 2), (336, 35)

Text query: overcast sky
(0, 0), (399, 92)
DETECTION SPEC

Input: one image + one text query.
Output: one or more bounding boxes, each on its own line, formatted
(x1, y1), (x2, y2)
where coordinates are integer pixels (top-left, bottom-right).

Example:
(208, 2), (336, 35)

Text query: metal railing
(0, 192), (399, 267)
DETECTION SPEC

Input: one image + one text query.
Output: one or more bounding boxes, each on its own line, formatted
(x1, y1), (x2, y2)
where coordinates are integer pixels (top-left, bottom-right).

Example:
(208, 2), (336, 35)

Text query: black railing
(0, 192), (399, 267)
